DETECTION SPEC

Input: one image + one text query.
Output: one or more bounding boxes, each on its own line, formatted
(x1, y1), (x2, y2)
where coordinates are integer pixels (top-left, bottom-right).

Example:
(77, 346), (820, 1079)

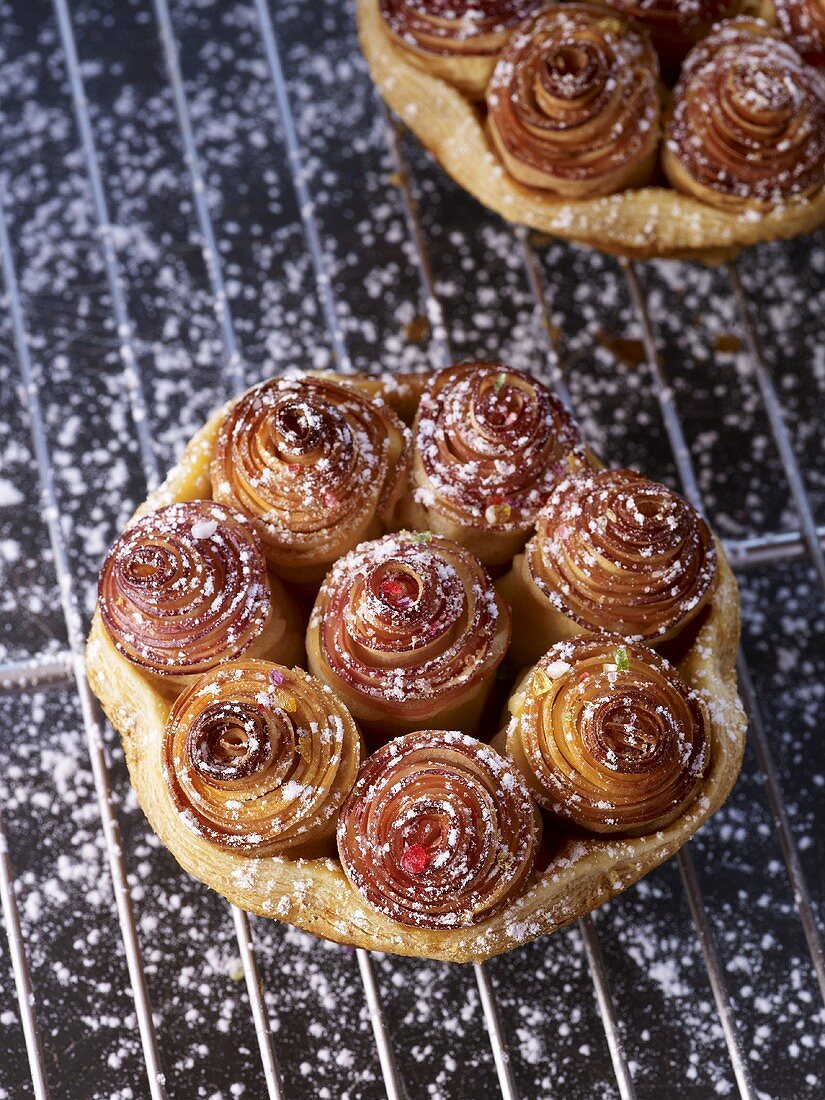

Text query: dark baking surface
(0, 1), (823, 1097)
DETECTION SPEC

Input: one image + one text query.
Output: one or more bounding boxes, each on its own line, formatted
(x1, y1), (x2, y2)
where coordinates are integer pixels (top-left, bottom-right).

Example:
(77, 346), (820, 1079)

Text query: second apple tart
(359, 0), (825, 258)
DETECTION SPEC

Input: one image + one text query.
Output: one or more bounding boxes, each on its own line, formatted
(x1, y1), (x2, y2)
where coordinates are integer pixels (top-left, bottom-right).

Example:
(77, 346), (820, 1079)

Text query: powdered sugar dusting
(0, 0), (822, 1096)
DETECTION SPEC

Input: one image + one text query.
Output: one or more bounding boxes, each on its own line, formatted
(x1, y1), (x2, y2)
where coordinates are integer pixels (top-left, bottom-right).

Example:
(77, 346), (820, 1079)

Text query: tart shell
(86, 380), (746, 963)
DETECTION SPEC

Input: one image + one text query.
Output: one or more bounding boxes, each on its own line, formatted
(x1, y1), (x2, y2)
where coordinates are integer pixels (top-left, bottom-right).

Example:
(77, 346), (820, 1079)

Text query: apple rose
(486, 3), (661, 197)
(211, 374), (410, 586)
(378, 0), (542, 97)
(505, 637), (710, 834)
(98, 500), (303, 692)
(398, 361), (589, 564)
(307, 532), (510, 744)
(663, 18), (825, 209)
(498, 468), (716, 667)
(163, 661), (363, 857)
(337, 729), (541, 928)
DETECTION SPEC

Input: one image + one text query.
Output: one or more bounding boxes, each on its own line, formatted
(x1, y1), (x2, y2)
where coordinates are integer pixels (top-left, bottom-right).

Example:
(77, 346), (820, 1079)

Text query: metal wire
(38, 3), (282, 1093)
(231, 906), (285, 1100)
(357, 950), (407, 1100)
(677, 848), (756, 1100)
(251, 8), (529, 1091)
(474, 964), (521, 1100)
(0, 186), (168, 1100)
(734, 657), (825, 1002)
(517, 228), (574, 409)
(619, 262), (771, 1096)
(152, 0), (246, 394)
(621, 261), (825, 1006)
(727, 261), (825, 592)
(724, 526), (825, 569)
(51, 0), (159, 489)
(530, 238), (754, 1098)
(253, 0), (353, 374)
(0, 808), (51, 1099)
(579, 915), (637, 1100)
(0, 652), (74, 692)
(622, 264), (702, 509)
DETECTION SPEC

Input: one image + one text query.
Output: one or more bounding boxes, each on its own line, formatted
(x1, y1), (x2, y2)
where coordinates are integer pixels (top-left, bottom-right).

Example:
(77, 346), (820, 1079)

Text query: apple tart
(358, 0), (825, 260)
(86, 365), (746, 962)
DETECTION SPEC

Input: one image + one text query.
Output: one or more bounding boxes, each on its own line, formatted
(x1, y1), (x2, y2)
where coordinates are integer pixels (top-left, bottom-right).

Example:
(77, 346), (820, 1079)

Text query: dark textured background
(0, 1), (823, 1097)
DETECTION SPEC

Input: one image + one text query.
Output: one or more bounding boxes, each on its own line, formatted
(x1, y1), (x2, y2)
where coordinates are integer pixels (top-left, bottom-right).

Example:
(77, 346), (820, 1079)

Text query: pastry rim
(357, 0), (825, 263)
(85, 381), (747, 963)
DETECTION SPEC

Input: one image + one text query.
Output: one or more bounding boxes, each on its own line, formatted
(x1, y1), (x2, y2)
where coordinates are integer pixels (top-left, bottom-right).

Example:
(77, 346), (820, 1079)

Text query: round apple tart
(86, 364), (746, 962)
(358, 0), (825, 261)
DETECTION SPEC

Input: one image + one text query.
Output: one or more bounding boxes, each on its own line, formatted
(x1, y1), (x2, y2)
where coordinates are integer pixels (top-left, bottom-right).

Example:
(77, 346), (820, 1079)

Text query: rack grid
(0, 1), (822, 1098)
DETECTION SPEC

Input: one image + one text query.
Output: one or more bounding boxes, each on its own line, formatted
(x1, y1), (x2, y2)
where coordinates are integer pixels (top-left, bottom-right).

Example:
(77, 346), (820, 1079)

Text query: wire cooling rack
(0, 1), (823, 1098)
